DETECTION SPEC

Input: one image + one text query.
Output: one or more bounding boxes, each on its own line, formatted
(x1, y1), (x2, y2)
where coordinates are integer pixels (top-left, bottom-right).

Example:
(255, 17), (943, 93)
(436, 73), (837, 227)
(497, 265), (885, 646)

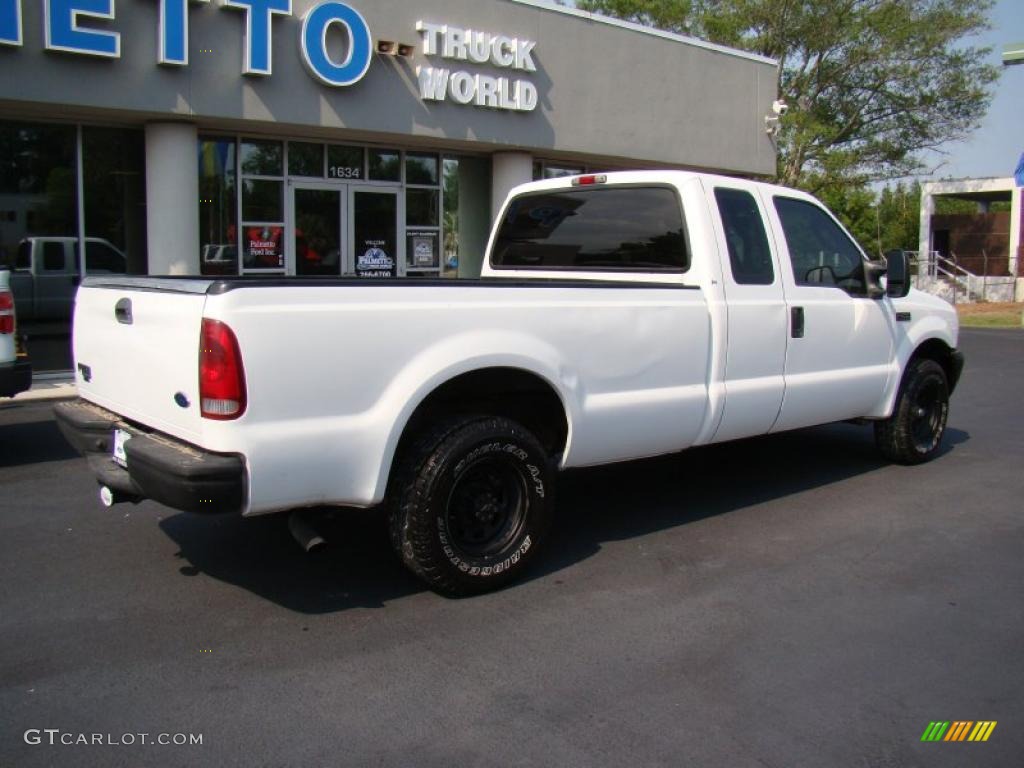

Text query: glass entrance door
(288, 184), (401, 277)
(290, 185), (343, 276)
(350, 188), (400, 277)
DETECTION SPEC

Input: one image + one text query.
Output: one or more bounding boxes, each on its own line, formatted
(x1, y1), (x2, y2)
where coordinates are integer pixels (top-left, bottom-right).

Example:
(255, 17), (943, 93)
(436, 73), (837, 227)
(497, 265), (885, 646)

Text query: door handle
(114, 297), (133, 324)
(791, 306), (805, 338)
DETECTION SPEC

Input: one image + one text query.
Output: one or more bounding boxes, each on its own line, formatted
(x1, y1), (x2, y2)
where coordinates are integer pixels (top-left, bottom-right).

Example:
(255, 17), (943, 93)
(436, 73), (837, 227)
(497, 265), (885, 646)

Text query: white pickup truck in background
(1, 269), (32, 398)
(55, 171), (963, 594)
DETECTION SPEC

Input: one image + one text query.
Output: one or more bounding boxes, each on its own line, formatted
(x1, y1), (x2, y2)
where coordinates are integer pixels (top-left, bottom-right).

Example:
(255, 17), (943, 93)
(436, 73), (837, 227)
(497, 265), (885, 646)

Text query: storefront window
(406, 189), (439, 228)
(328, 145), (363, 180)
(406, 153), (439, 185)
(198, 137), (238, 276)
(237, 139), (285, 271)
(544, 164), (584, 179)
(0, 122), (78, 268)
(83, 127), (145, 275)
(368, 149), (401, 182)
(288, 142), (323, 178)
(443, 156), (490, 278)
(242, 180), (282, 222)
(0, 121), (78, 371)
(442, 158), (460, 277)
(240, 139), (283, 176)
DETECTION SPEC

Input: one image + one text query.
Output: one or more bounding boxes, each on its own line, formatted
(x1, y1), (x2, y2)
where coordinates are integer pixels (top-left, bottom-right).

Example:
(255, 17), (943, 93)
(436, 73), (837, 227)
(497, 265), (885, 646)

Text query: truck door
(761, 193), (893, 431)
(707, 182), (788, 442)
(35, 240), (78, 322)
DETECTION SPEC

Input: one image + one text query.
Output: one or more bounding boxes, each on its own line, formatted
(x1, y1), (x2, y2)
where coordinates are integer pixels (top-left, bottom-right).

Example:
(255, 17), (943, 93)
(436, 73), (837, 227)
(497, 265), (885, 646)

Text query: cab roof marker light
(572, 174), (607, 186)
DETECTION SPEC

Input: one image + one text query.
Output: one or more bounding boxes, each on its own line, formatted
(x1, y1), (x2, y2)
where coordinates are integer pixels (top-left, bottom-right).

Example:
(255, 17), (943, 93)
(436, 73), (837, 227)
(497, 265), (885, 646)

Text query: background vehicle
(7, 237), (127, 322)
(0, 269), (32, 398)
(55, 172), (963, 594)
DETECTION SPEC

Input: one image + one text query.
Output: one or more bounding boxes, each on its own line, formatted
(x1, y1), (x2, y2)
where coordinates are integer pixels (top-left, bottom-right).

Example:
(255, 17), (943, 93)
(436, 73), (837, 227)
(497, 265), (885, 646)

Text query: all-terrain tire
(874, 358), (949, 465)
(388, 415), (554, 596)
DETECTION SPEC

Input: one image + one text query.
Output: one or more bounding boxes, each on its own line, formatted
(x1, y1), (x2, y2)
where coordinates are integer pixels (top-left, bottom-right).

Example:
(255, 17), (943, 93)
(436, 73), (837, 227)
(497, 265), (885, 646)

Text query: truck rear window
(491, 186), (689, 272)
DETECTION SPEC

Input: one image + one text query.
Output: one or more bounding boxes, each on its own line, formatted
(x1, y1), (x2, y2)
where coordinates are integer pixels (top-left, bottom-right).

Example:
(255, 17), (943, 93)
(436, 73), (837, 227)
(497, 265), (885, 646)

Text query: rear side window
(42, 242), (67, 271)
(85, 241), (127, 274)
(491, 186), (689, 271)
(714, 188), (774, 285)
(773, 196), (867, 294)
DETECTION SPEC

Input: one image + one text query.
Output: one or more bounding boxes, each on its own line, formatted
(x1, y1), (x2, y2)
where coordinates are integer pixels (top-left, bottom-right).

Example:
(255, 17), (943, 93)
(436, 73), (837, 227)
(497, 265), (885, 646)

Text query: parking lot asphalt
(1, 328), (1022, 768)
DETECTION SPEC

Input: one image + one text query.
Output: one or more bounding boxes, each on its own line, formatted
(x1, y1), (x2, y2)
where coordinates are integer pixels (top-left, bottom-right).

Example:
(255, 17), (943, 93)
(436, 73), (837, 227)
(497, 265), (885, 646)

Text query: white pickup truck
(55, 171), (963, 594)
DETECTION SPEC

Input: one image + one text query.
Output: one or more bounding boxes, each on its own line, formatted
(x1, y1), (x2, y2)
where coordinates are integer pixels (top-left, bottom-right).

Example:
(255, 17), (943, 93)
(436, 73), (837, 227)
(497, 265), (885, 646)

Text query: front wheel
(389, 416), (554, 596)
(874, 358), (949, 464)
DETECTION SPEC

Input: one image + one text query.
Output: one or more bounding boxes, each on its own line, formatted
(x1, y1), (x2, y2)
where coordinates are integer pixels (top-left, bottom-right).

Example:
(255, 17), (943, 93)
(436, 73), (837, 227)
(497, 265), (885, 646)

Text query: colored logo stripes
(921, 721), (997, 742)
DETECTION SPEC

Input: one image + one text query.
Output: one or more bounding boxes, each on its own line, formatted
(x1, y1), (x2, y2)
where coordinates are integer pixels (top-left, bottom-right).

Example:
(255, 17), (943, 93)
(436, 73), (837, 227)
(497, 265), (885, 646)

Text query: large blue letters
(222, 0), (291, 76)
(300, 2), (370, 87)
(158, 0), (209, 66)
(45, 0), (120, 57)
(1, 0), (22, 46)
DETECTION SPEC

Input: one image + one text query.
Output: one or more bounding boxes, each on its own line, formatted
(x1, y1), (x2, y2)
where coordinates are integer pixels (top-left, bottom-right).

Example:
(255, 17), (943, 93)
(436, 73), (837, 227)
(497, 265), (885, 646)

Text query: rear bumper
(54, 398), (245, 514)
(0, 358), (32, 398)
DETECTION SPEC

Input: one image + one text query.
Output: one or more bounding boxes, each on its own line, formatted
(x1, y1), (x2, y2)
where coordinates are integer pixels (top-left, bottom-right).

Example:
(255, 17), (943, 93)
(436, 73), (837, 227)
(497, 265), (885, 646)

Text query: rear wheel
(388, 416), (553, 596)
(874, 358), (949, 464)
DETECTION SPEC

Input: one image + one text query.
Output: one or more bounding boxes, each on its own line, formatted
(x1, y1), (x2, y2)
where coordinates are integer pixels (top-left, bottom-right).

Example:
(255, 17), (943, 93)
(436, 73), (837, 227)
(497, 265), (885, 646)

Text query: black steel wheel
(875, 358), (949, 464)
(388, 415), (553, 596)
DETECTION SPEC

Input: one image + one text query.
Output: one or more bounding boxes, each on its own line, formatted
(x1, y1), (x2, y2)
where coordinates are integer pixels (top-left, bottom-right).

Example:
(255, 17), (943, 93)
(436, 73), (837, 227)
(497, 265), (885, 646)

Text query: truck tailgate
(73, 278), (213, 445)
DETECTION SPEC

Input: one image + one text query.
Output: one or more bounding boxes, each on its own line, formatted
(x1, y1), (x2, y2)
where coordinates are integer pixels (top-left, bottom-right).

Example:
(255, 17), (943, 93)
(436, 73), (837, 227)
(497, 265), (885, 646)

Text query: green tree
(577, 0), (999, 192)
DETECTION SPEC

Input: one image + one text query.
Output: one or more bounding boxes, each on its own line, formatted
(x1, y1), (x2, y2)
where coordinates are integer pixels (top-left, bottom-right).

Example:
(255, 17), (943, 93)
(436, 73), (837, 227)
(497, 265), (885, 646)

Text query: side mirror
(865, 260), (887, 299)
(884, 249), (911, 299)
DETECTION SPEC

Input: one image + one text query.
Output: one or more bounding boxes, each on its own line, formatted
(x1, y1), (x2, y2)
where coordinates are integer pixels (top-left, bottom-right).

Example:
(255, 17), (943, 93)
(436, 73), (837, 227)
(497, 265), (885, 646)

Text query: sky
(929, 0), (1024, 180)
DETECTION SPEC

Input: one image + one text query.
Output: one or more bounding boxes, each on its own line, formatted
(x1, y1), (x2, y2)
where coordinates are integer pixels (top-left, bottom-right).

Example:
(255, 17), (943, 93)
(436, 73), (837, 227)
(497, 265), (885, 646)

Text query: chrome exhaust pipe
(288, 512), (326, 552)
(99, 485), (142, 507)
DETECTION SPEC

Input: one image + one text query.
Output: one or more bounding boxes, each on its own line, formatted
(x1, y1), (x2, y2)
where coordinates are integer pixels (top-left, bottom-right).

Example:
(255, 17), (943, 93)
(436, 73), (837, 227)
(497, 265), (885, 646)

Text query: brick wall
(931, 212), (1011, 276)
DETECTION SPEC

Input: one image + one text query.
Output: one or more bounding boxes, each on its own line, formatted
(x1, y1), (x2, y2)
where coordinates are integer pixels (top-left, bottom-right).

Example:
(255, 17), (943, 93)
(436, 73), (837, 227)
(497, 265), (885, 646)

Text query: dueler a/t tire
(874, 358), (949, 465)
(388, 416), (554, 596)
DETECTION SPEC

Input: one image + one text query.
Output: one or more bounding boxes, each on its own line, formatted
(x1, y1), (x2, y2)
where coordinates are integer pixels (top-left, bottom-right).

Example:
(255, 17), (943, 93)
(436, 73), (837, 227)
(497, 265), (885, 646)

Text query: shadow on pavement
(158, 421), (969, 614)
(0, 418), (79, 467)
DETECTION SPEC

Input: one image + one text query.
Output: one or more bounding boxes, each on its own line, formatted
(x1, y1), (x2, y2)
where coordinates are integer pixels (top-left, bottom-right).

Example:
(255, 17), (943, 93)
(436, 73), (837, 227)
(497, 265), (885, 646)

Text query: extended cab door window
(491, 186), (689, 272)
(710, 185), (787, 442)
(716, 188), (775, 285)
(773, 197), (866, 295)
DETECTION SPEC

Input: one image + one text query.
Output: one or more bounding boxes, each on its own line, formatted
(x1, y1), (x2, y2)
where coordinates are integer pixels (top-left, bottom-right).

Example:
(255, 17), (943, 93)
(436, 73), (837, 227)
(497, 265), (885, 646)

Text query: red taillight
(199, 319), (246, 420)
(0, 290), (14, 334)
(572, 174), (607, 187)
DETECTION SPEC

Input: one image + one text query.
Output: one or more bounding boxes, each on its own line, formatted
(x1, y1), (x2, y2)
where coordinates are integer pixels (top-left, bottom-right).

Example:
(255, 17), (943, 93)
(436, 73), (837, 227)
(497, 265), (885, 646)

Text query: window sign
(353, 191), (397, 277)
(243, 224), (284, 269)
(407, 231), (438, 269)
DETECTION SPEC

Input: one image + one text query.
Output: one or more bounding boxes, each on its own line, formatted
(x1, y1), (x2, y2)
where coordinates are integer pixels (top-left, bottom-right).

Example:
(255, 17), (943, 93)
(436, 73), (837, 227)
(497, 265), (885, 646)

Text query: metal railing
(907, 251), (1016, 303)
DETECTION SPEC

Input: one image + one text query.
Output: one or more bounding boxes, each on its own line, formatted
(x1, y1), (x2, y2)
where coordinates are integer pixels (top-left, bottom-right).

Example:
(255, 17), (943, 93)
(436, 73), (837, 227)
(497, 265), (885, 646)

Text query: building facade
(1, 0), (778, 367)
